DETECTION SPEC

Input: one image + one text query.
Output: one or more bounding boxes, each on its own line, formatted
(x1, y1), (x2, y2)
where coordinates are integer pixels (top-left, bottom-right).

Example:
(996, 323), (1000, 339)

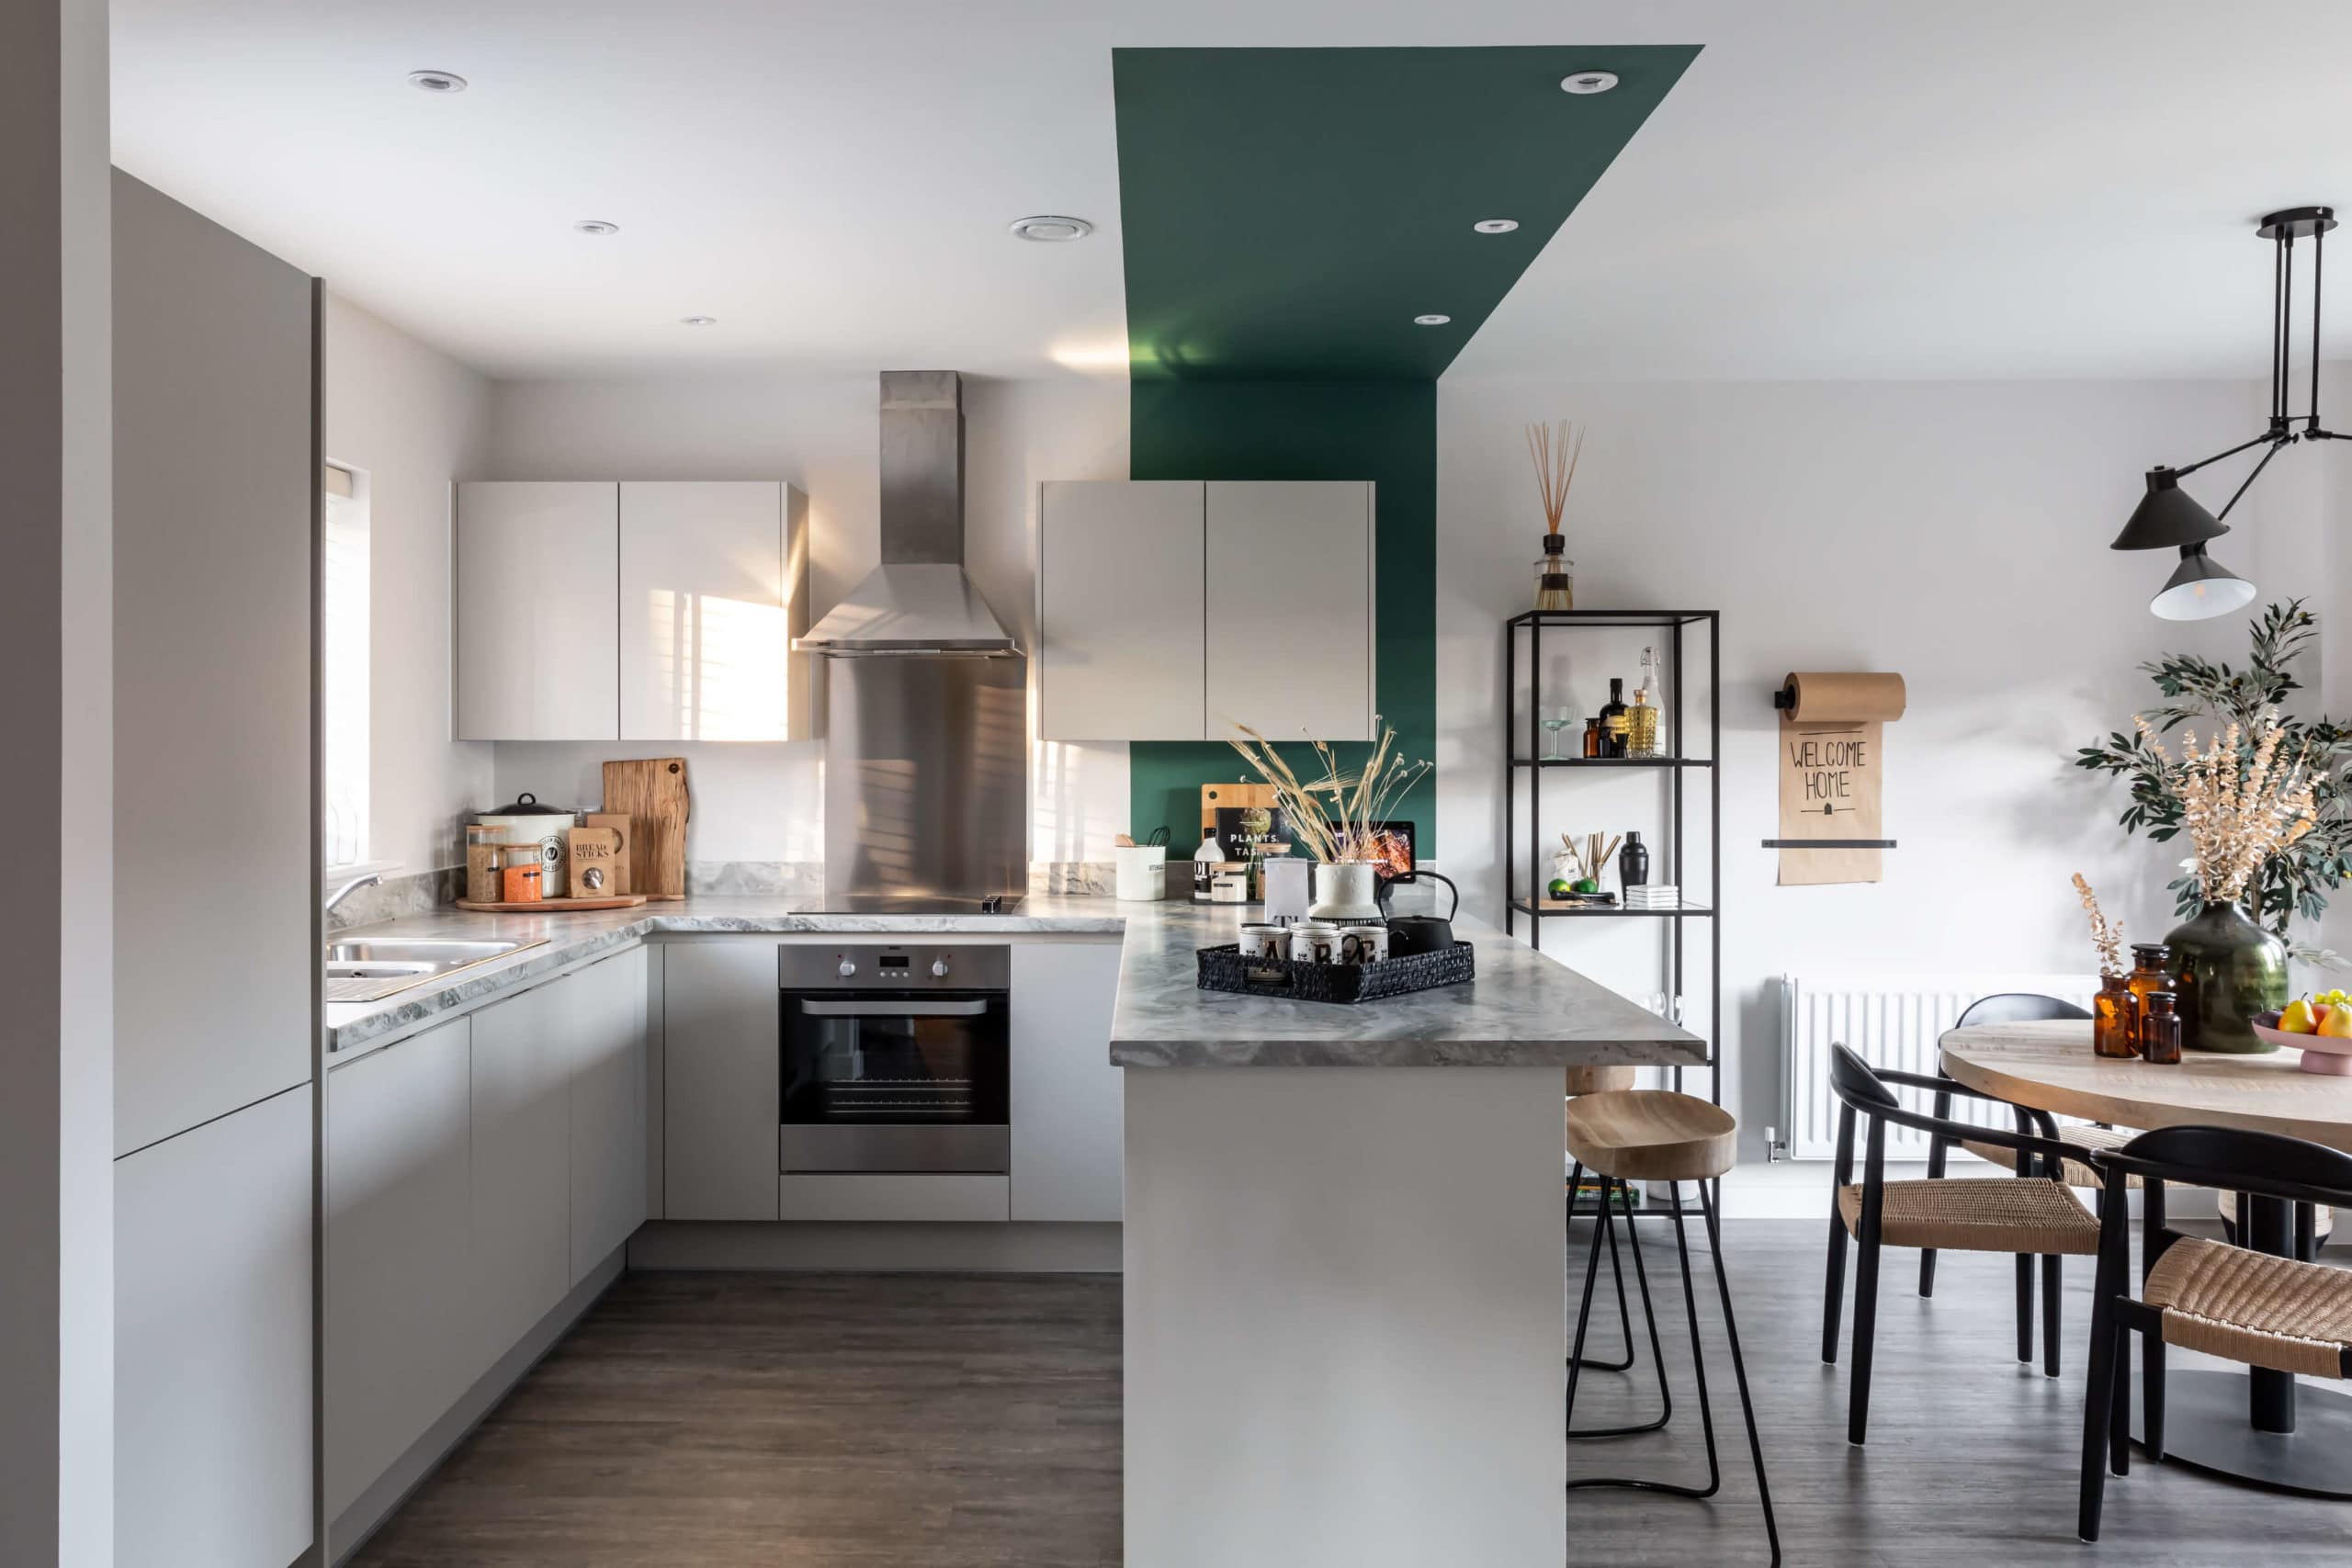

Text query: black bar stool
(1565, 1089), (1779, 1565)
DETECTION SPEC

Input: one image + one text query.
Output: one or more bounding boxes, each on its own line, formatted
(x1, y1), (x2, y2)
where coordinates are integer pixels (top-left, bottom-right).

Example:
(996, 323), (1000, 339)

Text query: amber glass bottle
(2139, 991), (2184, 1065)
(2120, 942), (2175, 1059)
(2091, 974), (2135, 1060)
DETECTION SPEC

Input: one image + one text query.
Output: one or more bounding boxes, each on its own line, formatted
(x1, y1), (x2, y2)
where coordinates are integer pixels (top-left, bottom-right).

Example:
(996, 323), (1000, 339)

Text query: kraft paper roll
(1781, 671), (1906, 725)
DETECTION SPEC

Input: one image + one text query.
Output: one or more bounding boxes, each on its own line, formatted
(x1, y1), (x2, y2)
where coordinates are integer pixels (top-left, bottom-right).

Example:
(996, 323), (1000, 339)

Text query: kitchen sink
(325, 936), (546, 1006)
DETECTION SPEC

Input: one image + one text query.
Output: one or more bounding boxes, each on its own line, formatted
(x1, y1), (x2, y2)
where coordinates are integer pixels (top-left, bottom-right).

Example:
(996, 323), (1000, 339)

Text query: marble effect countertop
(325, 894), (1125, 1055)
(1104, 901), (1706, 1068)
(326, 892), (1704, 1072)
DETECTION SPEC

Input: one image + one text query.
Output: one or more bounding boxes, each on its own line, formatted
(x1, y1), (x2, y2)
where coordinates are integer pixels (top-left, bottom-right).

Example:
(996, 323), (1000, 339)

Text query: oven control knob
(837, 958), (855, 978)
(931, 957), (950, 978)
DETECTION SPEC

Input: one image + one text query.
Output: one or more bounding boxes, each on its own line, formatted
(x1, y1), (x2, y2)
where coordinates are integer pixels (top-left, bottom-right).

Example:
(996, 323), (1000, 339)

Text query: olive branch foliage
(2074, 601), (2352, 954)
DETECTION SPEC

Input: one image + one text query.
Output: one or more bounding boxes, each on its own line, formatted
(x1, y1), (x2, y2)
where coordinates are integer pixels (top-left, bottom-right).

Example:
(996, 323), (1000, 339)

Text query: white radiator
(1780, 973), (2099, 1161)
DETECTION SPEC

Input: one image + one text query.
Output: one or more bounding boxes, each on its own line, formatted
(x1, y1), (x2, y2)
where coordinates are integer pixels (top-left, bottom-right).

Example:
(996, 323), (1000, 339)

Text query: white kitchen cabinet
(117, 1084), (313, 1568)
(662, 941), (782, 1220)
(1205, 480), (1374, 741)
(1037, 479), (1205, 740)
(469, 981), (573, 1371)
(324, 1016), (472, 1519)
(619, 480), (813, 741)
(456, 480), (620, 739)
(1035, 479), (1374, 742)
(563, 945), (650, 1281)
(1009, 940), (1125, 1222)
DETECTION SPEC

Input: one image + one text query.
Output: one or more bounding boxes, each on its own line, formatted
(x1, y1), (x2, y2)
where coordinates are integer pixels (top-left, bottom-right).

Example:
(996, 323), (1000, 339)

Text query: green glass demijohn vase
(2161, 901), (2288, 1054)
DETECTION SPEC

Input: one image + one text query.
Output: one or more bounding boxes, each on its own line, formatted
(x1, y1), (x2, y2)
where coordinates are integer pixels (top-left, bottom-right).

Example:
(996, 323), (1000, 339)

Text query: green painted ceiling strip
(1112, 45), (1700, 379)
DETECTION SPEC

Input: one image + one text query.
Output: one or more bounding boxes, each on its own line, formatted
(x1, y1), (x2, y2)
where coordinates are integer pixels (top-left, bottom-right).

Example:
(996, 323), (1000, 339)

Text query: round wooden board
(455, 895), (648, 913)
(1941, 1019), (2352, 1153)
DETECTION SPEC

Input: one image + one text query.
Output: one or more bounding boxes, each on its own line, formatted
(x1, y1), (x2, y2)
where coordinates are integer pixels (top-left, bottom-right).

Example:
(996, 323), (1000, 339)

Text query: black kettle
(1378, 871), (1460, 957)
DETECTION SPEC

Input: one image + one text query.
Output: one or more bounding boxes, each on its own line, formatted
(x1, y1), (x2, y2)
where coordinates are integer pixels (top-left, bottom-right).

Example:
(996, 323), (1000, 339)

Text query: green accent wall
(1125, 378), (1437, 848)
(1111, 45), (1698, 851)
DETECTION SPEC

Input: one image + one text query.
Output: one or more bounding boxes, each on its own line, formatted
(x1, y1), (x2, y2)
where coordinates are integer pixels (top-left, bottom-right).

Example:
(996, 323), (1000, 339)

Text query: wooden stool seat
(1565, 1089), (1737, 1183)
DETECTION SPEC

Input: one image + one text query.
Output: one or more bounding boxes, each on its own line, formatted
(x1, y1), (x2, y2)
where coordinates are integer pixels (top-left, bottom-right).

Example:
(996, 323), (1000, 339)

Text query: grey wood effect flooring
(352, 1225), (2349, 1566)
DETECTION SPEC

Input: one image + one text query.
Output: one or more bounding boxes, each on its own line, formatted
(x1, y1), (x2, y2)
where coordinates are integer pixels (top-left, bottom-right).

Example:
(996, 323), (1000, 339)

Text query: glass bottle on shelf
(1635, 645), (1668, 756)
(1598, 677), (1629, 758)
(2091, 974), (2134, 1059)
(1626, 660), (1661, 758)
(1581, 716), (1603, 759)
(2139, 991), (2184, 1065)
(1533, 535), (1575, 611)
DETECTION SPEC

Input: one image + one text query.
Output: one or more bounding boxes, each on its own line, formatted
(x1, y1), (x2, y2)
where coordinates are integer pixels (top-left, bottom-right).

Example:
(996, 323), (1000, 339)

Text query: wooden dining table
(1942, 1019), (2352, 1499)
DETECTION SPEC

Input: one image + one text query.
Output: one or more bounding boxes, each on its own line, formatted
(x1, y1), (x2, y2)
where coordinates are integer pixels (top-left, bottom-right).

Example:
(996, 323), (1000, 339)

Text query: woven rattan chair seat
(2143, 1236), (2352, 1380)
(1836, 1177), (2100, 1256)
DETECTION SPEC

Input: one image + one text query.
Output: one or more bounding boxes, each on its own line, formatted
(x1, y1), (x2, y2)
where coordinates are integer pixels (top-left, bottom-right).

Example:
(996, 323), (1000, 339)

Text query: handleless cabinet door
(1039, 480), (1205, 740)
(469, 982), (571, 1374)
(1008, 940), (1125, 1222)
(456, 480), (619, 739)
(620, 481), (807, 741)
(564, 946), (650, 1281)
(118, 1085), (313, 1568)
(324, 1017), (472, 1519)
(662, 941), (782, 1220)
(1204, 481), (1374, 741)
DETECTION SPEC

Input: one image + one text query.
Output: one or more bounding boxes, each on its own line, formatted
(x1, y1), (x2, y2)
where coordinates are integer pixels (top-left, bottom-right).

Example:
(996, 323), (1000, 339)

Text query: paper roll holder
(1767, 678), (1897, 850)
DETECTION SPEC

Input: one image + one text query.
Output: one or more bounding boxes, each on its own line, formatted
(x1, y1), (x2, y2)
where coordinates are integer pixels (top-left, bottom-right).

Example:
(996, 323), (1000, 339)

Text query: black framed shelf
(1512, 755), (1716, 769)
(1507, 608), (1722, 1103)
(1510, 900), (1714, 919)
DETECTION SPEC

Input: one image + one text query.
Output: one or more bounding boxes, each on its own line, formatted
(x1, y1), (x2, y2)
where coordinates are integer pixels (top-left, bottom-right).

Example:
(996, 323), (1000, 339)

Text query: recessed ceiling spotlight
(1413, 314), (1452, 326)
(573, 220), (621, 237)
(1010, 215), (1094, 243)
(1560, 70), (1620, 96)
(1473, 219), (1520, 234)
(679, 315), (718, 327)
(406, 69), (468, 94)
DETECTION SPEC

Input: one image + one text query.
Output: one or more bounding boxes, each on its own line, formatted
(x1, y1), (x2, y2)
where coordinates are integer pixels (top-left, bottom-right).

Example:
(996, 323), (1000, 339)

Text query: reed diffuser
(1526, 420), (1583, 611)
(2073, 874), (2137, 1059)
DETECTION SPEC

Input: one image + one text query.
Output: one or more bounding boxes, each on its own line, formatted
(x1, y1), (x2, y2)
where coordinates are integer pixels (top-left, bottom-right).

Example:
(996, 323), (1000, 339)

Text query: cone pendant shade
(2150, 543), (2256, 621)
(2112, 468), (2228, 551)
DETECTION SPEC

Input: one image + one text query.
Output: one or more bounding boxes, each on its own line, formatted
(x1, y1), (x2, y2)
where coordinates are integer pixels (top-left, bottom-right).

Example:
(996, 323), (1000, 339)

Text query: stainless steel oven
(778, 943), (1011, 1174)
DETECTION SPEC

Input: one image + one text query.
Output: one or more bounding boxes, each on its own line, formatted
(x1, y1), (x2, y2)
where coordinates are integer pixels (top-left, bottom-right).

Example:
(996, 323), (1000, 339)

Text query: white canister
(1339, 925), (1390, 964)
(473, 792), (580, 897)
(1307, 861), (1385, 922)
(1289, 922), (1340, 964)
(1114, 844), (1168, 901)
(1261, 857), (1312, 924)
(1238, 923), (1288, 962)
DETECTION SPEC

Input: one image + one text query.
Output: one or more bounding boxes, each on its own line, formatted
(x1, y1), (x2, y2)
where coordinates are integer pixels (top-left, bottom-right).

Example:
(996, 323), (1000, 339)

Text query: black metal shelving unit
(1507, 609), (1722, 1219)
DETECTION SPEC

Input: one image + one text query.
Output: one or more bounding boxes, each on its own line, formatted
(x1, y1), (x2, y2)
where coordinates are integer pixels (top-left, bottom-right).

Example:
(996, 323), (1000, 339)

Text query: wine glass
(1540, 705), (1576, 761)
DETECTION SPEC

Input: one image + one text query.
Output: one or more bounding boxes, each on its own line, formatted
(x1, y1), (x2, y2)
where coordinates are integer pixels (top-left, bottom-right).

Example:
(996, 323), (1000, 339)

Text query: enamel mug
(1238, 923), (1288, 962)
(1339, 925), (1390, 964)
(1289, 922), (1340, 964)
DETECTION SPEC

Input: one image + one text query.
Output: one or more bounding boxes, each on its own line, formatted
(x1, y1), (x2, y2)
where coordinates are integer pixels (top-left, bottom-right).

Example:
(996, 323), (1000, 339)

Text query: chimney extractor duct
(794, 371), (1021, 657)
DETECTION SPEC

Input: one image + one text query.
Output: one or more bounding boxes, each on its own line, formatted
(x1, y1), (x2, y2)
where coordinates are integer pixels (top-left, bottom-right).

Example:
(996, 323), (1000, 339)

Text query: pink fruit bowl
(2251, 1011), (2352, 1074)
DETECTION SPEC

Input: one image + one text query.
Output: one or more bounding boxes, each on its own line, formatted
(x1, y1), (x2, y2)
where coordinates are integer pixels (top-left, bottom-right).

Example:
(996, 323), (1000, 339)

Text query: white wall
(322, 293), (495, 872)
(1437, 375), (2273, 1206)
(486, 370), (1131, 864)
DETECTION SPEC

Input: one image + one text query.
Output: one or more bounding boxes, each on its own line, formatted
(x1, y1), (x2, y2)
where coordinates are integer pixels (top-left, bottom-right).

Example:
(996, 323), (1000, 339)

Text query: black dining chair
(2077, 1125), (2352, 1540)
(1919, 992), (2097, 1372)
(1823, 1044), (2102, 1444)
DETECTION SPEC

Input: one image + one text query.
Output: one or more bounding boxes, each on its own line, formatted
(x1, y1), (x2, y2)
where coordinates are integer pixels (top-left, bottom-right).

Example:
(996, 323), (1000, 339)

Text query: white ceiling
(111, 1), (2352, 383)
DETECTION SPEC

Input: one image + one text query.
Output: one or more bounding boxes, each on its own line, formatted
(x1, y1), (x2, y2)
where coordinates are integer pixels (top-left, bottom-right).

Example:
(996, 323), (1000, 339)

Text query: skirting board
(628, 1220), (1121, 1273)
(329, 1246), (626, 1565)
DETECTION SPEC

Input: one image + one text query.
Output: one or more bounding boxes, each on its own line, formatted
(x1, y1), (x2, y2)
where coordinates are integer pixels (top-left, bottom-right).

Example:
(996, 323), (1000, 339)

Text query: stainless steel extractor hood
(795, 371), (1021, 657)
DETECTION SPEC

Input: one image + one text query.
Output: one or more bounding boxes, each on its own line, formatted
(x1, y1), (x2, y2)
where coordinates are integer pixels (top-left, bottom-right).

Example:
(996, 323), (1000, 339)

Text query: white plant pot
(1307, 862), (1385, 922)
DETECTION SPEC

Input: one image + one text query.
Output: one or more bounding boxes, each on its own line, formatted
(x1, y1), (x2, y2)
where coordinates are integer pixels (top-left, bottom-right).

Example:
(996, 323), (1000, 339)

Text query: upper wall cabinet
(1204, 481), (1373, 740)
(1036, 479), (1374, 743)
(620, 481), (813, 741)
(1037, 480), (1205, 741)
(457, 479), (812, 742)
(456, 481), (621, 740)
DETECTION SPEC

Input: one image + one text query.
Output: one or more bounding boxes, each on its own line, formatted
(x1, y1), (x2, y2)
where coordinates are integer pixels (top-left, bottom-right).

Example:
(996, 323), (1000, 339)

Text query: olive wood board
(454, 894), (649, 914)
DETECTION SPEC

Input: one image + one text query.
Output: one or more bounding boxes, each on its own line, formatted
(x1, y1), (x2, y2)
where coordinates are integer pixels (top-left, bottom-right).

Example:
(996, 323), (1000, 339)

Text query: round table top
(1940, 1020), (2352, 1154)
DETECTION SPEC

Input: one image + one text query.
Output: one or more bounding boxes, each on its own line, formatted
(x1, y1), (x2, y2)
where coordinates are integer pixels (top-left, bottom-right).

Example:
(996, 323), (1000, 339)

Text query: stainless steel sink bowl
(324, 936), (546, 1008)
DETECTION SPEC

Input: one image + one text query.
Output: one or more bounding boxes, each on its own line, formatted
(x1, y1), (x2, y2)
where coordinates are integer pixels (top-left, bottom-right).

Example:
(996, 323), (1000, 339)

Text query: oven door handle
(795, 998), (993, 1018)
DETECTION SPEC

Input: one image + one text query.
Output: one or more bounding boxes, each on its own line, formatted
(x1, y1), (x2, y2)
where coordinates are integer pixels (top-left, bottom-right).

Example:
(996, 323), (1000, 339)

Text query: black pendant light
(2113, 205), (2346, 618)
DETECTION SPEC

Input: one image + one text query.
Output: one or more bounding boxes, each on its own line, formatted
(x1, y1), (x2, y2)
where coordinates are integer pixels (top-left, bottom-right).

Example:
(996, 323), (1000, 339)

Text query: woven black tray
(1196, 941), (1476, 1005)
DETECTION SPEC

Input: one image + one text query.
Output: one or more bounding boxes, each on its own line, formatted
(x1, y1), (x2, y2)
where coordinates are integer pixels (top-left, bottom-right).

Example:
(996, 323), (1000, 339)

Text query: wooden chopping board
(456, 894), (648, 914)
(602, 758), (690, 901)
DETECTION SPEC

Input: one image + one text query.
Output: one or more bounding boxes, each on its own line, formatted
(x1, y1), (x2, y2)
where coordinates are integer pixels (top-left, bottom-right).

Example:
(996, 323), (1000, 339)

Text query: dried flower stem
(1228, 717), (1431, 864)
(2132, 710), (2320, 907)
(2072, 873), (2126, 979)
(1525, 420), (1583, 533)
